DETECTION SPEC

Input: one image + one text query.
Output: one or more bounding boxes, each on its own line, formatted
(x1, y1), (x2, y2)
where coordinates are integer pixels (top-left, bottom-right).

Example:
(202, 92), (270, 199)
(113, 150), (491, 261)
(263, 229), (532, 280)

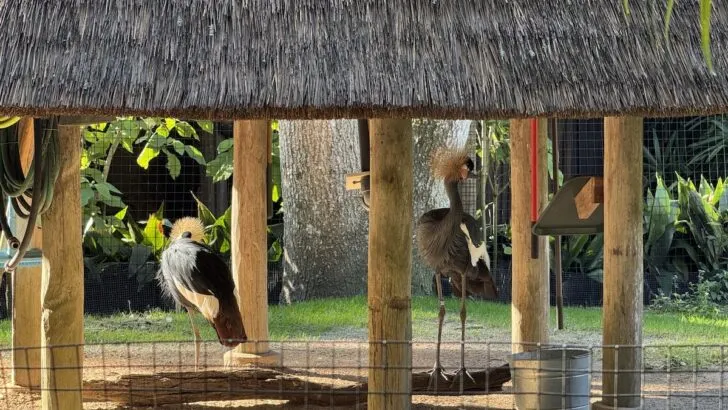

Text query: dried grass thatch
(0, 1), (727, 119)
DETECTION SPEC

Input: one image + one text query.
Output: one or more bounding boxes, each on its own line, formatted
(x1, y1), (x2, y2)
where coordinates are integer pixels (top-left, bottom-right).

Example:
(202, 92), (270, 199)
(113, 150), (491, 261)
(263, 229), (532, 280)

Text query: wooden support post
(11, 117), (42, 388)
(367, 119), (413, 409)
(11, 224), (42, 388)
(224, 120), (279, 367)
(41, 124), (83, 409)
(593, 117), (643, 410)
(510, 118), (549, 353)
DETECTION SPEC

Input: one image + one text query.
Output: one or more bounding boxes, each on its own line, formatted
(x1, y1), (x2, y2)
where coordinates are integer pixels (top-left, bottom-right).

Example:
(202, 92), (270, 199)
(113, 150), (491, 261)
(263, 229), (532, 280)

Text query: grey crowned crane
(416, 147), (498, 389)
(157, 217), (246, 370)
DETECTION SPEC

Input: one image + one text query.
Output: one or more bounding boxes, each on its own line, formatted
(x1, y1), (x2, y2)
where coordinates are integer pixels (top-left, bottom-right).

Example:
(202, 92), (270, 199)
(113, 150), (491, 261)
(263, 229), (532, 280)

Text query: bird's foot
(449, 367), (478, 391)
(426, 365), (451, 392)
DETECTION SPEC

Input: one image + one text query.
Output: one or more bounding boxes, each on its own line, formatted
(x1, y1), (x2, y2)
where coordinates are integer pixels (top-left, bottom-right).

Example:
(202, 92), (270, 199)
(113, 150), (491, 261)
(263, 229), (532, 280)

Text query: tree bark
(279, 120), (471, 300)
(279, 120), (368, 301)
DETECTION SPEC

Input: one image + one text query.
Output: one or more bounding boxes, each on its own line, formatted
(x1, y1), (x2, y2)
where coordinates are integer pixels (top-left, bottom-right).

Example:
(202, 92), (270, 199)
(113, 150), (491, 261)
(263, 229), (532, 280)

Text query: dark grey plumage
(416, 176), (497, 300)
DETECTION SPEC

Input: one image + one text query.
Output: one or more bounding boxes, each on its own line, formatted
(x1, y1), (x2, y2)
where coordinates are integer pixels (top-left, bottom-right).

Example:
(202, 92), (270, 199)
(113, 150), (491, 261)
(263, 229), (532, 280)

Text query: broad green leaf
(137, 146), (159, 169)
(142, 118), (159, 130)
(155, 125), (170, 138)
(80, 150), (91, 170)
(143, 213), (166, 252)
(115, 206), (128, 220)
(175, 122), (197, 139)
(196, 120), (214, 134)
(185, 145), (206, 165)
(166, 154), (181, 180)
(137, 132), (167, 168)
(271, 121), (279, 132)
(165, 118), (176, 130)
(94, 182), (112, 200)
(217, 138), (233, 153)
(99, 194), (124, 209)
(81, 167), (103, 182)
(272, 184), (280, 202)
(80, 187), (95, 207)
(206, 151), (233, 182)
(191, 192), (216, 226)
(171, 139), (185, 155)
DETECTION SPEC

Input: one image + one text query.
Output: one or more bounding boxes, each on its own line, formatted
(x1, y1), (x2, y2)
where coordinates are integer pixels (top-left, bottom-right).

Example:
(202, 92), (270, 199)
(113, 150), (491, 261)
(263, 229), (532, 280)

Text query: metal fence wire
(0, 116), (726, 408)
(0, 340), (724, 408)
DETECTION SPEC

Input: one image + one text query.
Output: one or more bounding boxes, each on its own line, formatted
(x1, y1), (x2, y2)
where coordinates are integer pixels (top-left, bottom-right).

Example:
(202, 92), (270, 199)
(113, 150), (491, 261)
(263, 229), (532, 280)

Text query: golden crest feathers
(430, 146), (471, 181)
(169, 217), (206, 243)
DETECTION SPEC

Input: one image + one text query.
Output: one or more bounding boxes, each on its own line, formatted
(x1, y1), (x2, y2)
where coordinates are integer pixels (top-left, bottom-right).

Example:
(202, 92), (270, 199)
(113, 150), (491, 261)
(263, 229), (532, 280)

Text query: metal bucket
(508, 348), (591, 410)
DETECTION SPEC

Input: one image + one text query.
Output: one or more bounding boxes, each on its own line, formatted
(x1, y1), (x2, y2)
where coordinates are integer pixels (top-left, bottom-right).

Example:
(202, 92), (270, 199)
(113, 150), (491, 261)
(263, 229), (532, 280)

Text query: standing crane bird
(157, 217), (247, 370)
(416, 147), (498, 389)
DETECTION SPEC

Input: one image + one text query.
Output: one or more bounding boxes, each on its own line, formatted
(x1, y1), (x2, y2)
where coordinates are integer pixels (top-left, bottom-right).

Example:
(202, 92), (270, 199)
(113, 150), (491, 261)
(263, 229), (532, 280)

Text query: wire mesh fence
(0, 340), (724, 409)
(0, 116), (725, 408)
(474, 115), (728, 310)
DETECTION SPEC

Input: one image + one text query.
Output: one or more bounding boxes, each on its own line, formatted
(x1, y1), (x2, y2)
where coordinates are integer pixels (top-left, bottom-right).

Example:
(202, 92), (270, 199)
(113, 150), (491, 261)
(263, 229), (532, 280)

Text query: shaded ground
(0, 332), (723, 409)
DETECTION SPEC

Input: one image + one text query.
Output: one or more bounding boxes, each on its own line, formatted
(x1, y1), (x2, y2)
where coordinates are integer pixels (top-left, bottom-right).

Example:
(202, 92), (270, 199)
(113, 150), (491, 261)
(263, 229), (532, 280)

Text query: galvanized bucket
(508, 348), (591, 410)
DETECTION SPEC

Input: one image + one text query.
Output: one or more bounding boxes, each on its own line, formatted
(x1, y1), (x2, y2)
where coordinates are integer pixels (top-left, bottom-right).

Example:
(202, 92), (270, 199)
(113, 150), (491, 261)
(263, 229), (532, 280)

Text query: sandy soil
(0, 335), (722, 409)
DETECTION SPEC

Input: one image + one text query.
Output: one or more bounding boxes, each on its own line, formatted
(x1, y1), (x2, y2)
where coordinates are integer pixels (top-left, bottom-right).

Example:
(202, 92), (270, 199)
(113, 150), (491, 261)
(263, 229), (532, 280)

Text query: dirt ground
(0, 336), (723, 409)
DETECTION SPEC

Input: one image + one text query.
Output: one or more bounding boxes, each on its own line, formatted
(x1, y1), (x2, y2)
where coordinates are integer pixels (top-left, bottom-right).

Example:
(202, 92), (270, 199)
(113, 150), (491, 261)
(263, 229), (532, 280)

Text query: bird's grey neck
(445, 180), (463, 217)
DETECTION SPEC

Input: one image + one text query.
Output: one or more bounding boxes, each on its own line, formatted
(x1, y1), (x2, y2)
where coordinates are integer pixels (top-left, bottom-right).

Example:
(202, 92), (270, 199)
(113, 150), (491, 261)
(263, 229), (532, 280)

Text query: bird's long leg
(450, 272), (476, 391)
(187, 308), (202, 371)
(427, 272), (450, 391)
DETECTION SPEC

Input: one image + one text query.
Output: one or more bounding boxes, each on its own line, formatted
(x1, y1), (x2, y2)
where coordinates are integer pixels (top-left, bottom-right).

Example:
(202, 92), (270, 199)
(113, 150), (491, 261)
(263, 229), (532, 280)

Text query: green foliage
(643, 127), (690, 190)
(82, 202), (169, 289)
(686, 116), (728, 170)
(555, 233), (604, 283)
(644, 174), (683, 294)
(639, 173), (728, 304)
(650, 271), (728, 318)
(192, 193), (232, 255)
(206, 121), (283, 206)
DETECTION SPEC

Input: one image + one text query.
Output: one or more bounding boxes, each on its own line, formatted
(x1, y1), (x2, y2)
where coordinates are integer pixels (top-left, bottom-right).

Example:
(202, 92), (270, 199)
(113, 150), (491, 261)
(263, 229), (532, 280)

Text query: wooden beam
(510, 119), (550, 353)
(58, 116), (114, 126)
(367, 119), (413, 410)
(574, 177), (604, 219)
(81, 365), (511, 407)
(11, 117), (42, 388)
(594, 117), (643, 410)
(224, 120), (279, 367)
(41, 125), (84, 409)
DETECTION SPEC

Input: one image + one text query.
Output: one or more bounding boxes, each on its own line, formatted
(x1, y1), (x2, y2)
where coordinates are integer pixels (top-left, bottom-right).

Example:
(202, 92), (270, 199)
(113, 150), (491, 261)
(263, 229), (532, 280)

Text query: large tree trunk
(279, 120), (368, 301)
(410, 119), (472, 294)
(279, 119), (472, 301)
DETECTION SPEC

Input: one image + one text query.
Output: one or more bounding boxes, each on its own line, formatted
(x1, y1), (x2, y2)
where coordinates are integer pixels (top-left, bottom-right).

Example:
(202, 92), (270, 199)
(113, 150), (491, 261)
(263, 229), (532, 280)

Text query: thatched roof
(0, 1), (727, 120)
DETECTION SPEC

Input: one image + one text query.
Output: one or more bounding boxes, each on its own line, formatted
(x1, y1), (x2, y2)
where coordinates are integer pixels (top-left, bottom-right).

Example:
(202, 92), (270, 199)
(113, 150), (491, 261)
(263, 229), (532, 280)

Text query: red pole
(530, 118), (539, 259)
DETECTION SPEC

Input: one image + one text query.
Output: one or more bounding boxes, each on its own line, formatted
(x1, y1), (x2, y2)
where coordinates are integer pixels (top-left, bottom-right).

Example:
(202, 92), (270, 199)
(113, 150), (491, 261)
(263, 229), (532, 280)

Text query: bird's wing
(416, 208), (450, 259)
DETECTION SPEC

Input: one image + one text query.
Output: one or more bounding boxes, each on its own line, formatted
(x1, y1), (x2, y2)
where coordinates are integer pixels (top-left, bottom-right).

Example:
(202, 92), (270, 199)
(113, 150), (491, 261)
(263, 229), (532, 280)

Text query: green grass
(1, 295), (725, 364)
